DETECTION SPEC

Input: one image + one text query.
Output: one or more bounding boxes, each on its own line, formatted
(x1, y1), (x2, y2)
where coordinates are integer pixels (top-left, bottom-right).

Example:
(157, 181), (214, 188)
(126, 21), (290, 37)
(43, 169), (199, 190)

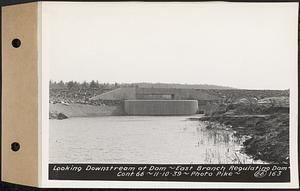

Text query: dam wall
(124, 100), (198, 116)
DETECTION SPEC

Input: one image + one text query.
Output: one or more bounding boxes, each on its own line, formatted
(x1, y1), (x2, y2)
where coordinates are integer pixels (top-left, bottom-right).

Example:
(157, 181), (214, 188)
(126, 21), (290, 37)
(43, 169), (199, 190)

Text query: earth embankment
(192, 96), (290, 164)
(49, 103), (124, 119)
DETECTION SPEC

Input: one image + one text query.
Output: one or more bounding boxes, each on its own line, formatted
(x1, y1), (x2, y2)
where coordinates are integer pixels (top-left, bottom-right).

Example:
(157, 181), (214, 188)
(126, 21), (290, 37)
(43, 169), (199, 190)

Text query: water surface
(50, 115), (262, 164)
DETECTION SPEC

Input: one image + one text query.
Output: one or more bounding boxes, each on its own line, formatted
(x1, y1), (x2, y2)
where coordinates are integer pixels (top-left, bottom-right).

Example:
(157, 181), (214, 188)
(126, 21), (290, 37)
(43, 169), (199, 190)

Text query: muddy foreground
(193, 98), (289, 164)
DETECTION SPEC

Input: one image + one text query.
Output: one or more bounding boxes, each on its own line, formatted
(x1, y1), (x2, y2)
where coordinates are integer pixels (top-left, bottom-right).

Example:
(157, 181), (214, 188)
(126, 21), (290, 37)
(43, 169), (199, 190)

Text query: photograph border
(1, 0), (299, 190)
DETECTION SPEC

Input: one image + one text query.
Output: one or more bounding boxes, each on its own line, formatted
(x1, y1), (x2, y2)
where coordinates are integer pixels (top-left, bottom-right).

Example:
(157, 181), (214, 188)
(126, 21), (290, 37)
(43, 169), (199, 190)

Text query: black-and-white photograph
(46, 2), (295, 167)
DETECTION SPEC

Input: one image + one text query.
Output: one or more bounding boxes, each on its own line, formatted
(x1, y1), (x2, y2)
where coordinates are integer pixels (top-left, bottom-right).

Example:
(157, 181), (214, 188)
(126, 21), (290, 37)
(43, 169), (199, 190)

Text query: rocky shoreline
(191, 97), (289, 164)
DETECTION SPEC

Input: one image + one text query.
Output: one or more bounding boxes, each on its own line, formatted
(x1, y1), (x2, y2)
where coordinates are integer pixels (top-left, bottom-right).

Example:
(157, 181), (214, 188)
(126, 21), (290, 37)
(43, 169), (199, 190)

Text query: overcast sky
(42, 2), (298, 89)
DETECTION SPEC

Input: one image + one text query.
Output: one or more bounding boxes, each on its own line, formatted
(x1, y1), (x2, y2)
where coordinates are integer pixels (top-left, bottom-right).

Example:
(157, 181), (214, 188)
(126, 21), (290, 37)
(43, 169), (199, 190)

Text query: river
(50, 115), (264, 164)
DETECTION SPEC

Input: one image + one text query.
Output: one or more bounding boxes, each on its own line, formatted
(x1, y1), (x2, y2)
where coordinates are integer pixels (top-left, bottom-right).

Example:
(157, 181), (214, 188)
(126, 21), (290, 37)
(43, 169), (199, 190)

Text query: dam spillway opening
(124, 100), (199, 116)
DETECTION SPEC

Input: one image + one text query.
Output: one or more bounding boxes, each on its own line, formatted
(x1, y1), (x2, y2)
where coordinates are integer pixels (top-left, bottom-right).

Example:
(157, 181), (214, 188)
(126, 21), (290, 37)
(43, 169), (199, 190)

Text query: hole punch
(11, 38), (21, 48)
(11, 142), (20, 152)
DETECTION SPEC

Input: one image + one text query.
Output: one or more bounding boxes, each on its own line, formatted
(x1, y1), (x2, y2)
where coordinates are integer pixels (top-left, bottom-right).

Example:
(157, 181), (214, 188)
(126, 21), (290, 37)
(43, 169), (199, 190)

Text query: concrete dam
(124, 100), (199, 116)
(90, 87), (222, 116)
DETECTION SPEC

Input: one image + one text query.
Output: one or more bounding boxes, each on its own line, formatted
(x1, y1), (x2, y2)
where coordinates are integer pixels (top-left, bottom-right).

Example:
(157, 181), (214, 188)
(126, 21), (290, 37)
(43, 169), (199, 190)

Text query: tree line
(49, 80), (134, 90)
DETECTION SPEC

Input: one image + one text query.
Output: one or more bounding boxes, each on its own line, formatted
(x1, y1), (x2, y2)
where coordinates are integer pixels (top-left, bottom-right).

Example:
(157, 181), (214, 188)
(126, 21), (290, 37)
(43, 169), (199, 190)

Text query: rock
(206, 124), (213, 129)
(57, 113), (68, 120)
(49, 111), (58, 119)
(234, 98), (250, 105)
(233, 97), (258, 105)
(258, 96), (289, 108)
(49, 111), (68, 120)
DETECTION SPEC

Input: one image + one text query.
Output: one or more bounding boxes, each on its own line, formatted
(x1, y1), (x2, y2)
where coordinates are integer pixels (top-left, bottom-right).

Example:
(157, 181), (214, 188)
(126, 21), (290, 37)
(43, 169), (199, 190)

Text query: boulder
(258, 96), (289, 108)
(57, 113), (68, 120)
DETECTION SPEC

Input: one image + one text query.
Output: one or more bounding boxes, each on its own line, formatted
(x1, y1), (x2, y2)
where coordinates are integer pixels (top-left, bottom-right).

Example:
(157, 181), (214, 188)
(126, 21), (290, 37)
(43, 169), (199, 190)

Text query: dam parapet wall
(124, 100), (198, 116)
